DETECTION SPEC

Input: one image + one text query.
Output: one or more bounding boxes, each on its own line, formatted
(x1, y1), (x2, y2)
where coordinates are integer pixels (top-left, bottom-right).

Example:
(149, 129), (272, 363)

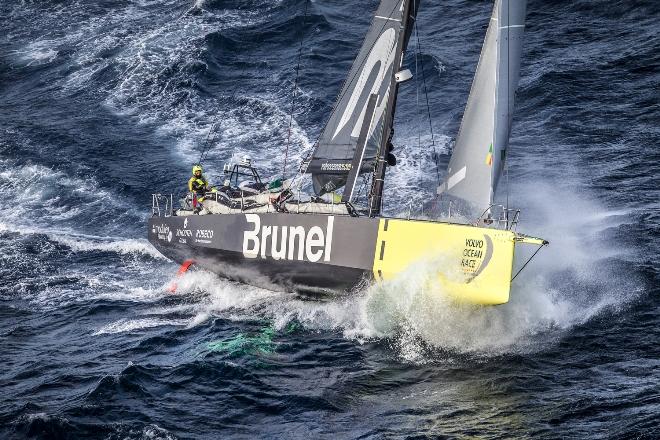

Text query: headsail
(305, 0), (418, 195)
(438, 0), (527, 216)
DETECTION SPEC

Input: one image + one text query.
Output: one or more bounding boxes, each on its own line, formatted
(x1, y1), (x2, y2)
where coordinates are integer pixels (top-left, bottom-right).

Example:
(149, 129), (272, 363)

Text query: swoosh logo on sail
(466, 234), (493, 283)
(332, 28), (397, 141)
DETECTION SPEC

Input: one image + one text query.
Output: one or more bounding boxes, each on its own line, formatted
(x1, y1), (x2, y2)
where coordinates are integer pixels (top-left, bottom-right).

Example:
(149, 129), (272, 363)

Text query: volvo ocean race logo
(462, 235), (493, 282)
(242, 214), (334, 262)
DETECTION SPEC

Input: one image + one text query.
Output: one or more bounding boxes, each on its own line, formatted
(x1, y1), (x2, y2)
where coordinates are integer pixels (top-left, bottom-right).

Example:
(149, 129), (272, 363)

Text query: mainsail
(305, 0), (418, 195)
(438, 0), (527, 215)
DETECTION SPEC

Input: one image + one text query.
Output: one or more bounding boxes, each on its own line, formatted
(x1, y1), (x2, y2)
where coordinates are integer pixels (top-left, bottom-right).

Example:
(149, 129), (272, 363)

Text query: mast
(305, 0), (419, 200)
(492, 0), (527, 196)
(369, 0), (418, 216)
(437, 0), (527, 216)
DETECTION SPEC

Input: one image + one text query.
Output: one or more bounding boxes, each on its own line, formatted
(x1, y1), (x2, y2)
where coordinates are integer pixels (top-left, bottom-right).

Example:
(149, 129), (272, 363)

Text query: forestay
(305, 0), (418, 195)
(438, 0), (527, 216)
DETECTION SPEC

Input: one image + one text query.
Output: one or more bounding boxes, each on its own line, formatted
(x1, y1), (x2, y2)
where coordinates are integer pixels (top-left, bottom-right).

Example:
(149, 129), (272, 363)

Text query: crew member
(188, 165), (209, 213)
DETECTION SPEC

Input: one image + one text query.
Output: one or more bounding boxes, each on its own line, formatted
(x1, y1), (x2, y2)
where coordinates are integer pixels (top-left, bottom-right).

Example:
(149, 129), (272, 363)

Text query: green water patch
(203, 321), (301, 359)
(207, 326), (276, 357)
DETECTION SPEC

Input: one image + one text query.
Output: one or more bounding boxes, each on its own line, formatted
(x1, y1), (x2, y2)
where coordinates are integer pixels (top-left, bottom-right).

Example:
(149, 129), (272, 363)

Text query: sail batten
(306, 0), (417, 195)
(438, 0), (527, 216)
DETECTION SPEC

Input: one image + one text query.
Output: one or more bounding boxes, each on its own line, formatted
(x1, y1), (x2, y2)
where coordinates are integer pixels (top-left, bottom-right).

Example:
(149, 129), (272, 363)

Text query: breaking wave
(94, 317), (191, 336)
(0, 159), (142, 232)
(0, 160), (169, 309)
(0, 221), (161, 261)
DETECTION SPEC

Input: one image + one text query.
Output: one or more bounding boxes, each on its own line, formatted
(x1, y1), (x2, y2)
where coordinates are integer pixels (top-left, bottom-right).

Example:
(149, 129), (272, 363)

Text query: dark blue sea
(1, 0), (658, 438)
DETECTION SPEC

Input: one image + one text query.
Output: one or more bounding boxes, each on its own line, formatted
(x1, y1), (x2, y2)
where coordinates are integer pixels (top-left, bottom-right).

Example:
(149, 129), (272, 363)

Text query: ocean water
(1, 0), (658, 438)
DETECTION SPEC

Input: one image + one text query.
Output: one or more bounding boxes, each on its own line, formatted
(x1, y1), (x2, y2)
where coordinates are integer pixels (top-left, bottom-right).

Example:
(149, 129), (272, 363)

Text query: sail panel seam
(375, 15), (402, 22)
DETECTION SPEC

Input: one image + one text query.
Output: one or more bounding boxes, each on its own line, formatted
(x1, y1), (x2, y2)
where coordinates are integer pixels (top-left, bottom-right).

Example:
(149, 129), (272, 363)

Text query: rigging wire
(413, 0), (423, 190)
(354, 174), (370, 205)
(282, 0), (310, 178)
(197, 119), (220, 166)
(505, 0), (511, 212)
(413, 16), (441, 189)
(511, 243), (545, 282)
(197, 90), (237, 167)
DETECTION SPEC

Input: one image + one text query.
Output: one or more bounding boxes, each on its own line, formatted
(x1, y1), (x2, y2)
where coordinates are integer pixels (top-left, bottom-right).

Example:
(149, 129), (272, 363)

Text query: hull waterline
(148, 212), (522, 305)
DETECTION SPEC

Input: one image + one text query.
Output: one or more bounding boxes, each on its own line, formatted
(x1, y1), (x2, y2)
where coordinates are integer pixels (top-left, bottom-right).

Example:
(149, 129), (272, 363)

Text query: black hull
(158, 244), (370, 295)
(149, 211), (525, 305)
(148, 213), (380, 295)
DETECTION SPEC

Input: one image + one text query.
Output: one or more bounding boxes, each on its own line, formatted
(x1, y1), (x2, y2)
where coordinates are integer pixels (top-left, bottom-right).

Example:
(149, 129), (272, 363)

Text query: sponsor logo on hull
(194, 229), (213, 244)
(175, 218), (192, 244)
(152, 223), (172, 243)
(242, 214), (334, 263)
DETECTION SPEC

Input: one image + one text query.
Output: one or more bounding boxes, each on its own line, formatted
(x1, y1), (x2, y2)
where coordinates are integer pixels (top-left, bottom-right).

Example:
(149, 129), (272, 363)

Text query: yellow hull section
(372, 219), (517, 305)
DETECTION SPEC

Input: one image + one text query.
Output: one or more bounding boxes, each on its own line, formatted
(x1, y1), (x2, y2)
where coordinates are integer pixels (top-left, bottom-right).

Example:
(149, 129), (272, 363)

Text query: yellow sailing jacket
(188, 176), (208, 193)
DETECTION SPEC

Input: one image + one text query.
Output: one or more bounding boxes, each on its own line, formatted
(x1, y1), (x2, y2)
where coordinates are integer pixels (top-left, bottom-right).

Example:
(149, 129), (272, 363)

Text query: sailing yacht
(148, 0), (547, 305)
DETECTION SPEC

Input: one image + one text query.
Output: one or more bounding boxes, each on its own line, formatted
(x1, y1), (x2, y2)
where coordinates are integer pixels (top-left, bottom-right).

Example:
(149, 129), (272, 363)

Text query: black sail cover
(306, 0), (418, 195)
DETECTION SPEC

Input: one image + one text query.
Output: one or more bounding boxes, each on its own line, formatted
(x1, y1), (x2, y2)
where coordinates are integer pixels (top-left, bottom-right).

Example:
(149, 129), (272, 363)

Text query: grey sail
(438, 0), (527, 215)
(492, 0), (527, 194)
(305, 0), (418, 195)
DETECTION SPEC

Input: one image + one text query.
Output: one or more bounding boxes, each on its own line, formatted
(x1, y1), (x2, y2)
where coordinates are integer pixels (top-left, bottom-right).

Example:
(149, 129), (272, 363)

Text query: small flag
(485, 143), (493, 166)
